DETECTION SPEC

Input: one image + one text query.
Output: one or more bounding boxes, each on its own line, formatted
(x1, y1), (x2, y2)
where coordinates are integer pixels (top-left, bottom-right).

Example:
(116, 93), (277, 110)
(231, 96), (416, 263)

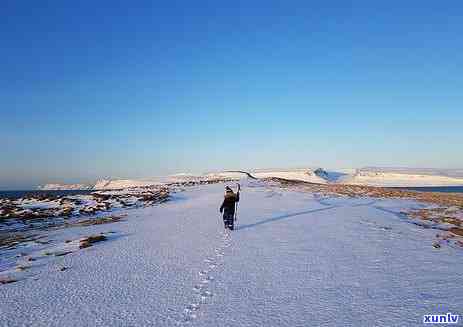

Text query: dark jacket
(220, 191), (239, 216)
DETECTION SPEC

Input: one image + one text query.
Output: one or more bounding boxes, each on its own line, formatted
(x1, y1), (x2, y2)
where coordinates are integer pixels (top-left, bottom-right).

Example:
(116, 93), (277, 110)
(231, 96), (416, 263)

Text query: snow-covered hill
(37, 167), (463, 190)
(37, 183), (94, 190)
(341, 168), (463, 187)
(93, 174), (242, 190)
(93, 179), (159, 190)
(250, 168), (332, 184)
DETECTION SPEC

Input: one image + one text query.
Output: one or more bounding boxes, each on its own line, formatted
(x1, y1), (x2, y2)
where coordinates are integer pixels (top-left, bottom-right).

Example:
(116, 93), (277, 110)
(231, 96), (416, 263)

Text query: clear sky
(1, 1), (462, 189)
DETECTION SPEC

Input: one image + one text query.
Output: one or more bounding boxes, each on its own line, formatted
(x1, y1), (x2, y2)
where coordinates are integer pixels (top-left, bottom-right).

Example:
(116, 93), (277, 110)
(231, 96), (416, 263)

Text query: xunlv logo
(423, 313), (459, 324)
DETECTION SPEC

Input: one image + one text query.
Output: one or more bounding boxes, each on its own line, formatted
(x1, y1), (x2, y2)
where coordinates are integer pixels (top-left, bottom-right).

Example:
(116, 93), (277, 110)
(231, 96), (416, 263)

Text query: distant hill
(37, 167), (463, 190)
(37, 183), (94, 190)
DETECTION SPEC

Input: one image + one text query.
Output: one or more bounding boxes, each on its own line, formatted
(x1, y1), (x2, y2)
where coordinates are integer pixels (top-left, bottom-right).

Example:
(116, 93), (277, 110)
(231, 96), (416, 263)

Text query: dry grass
(0, 233), (41, 250)
(73, 214), (127, 227)
(79, 234), (107, 249)
(269, 177), (463, 207)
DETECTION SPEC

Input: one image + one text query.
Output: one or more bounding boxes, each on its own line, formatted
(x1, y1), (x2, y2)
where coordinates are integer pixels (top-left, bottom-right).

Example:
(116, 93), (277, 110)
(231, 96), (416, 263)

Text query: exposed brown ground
(267, 177), (463, 207)
(0, 233), (42, 250)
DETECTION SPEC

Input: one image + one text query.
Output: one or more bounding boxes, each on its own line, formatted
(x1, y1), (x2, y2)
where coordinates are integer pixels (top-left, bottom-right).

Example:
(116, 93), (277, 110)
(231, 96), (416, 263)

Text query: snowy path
(1, 182), (462, 326)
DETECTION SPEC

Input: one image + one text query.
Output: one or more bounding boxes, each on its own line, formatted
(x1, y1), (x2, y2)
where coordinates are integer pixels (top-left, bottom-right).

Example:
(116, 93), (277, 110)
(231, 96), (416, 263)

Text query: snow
(36, 167), (463, 191)
(361, 167), (463, 178)
(251, 168), (329, 184)
(93, 174), (240, 190)
(16, 198), (61, 210)
(204, 172), (246, 180)
(0, 188), (169, 233)
(37, 184), (93, 190)
(342, 169), (463, 187)
(1, 181), (462, 326)
(245, 167), (463, 186)
(93, 179), (161, 190)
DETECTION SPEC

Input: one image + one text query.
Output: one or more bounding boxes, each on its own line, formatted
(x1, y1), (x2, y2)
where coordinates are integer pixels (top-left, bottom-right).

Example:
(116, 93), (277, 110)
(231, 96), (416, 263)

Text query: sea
(0, 190), (94, 199)
(388, 186), (463, 193)
(1, 186), (463, 199)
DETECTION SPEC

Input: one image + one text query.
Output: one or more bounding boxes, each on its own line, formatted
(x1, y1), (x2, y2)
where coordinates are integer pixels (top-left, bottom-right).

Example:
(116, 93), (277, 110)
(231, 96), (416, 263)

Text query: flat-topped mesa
(37, 183), (93, 191)
(249, 168), (331, 184)
(93, 179), (158, 190)
(346, 168), (463, 187)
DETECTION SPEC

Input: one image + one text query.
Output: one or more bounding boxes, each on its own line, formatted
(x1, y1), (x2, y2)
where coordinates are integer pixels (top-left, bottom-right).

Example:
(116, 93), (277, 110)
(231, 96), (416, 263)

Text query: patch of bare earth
(71, 214), (127, 227)
(79, 234), (107, 249)
(0, 233), (42, 250)
(0, 276), (17, 284)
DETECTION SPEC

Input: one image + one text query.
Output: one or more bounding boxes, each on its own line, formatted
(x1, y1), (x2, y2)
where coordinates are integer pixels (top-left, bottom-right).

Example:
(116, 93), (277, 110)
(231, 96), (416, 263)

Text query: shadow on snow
(236, 206), (337, 231)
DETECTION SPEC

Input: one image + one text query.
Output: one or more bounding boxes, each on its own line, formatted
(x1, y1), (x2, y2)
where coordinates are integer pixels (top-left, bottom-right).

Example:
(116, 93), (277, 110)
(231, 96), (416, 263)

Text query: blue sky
(1, 1), (462, 189)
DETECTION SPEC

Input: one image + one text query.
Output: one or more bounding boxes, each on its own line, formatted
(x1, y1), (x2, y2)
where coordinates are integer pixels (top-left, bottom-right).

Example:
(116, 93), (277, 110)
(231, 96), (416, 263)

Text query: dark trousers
(223, 213), (234, 230)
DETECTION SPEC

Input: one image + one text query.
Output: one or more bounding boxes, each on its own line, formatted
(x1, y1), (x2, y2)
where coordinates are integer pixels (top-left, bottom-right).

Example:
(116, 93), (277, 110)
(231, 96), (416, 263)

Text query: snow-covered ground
(2, 180), (462, 326)
(0, 188), (169, 233)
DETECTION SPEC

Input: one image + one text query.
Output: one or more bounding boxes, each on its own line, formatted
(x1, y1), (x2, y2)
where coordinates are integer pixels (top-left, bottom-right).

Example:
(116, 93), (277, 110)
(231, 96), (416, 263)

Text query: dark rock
(0, 277), (17, 285)
(54, 251), (73, 257)
(79, 241), (91, 249)
(79, 234), (107, 249)
(432, 242), (441, 249)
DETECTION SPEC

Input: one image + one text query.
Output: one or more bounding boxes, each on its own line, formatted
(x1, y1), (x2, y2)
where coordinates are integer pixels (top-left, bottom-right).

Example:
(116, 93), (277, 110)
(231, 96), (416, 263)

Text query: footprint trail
(177, 230), (232, 324)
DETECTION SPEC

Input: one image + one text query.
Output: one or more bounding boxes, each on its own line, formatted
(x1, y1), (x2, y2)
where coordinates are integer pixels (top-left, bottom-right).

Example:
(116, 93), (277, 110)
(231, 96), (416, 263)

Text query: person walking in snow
(220, 185), (240, 230)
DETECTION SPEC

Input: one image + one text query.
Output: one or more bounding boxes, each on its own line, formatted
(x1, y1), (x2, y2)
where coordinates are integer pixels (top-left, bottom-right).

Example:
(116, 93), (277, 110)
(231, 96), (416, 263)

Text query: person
(219, 185), (240, 230)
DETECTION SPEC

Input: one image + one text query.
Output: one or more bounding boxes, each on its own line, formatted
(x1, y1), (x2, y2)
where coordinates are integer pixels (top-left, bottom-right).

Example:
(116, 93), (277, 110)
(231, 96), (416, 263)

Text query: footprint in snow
(186, 303), (200, 311)
(200, 290), (213, 298)
(183, 311), (197, 322)
(179, 228), (232, 324)
(193, 285), (203, 292)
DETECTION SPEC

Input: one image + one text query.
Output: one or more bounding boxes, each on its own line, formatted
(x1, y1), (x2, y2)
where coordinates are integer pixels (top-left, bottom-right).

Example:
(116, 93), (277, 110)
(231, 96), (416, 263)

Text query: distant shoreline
(1, 185), (463, 199)
(0, 186), (463, 199)
(388, 186), (463, 193)
(0, 190), (94, 199)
